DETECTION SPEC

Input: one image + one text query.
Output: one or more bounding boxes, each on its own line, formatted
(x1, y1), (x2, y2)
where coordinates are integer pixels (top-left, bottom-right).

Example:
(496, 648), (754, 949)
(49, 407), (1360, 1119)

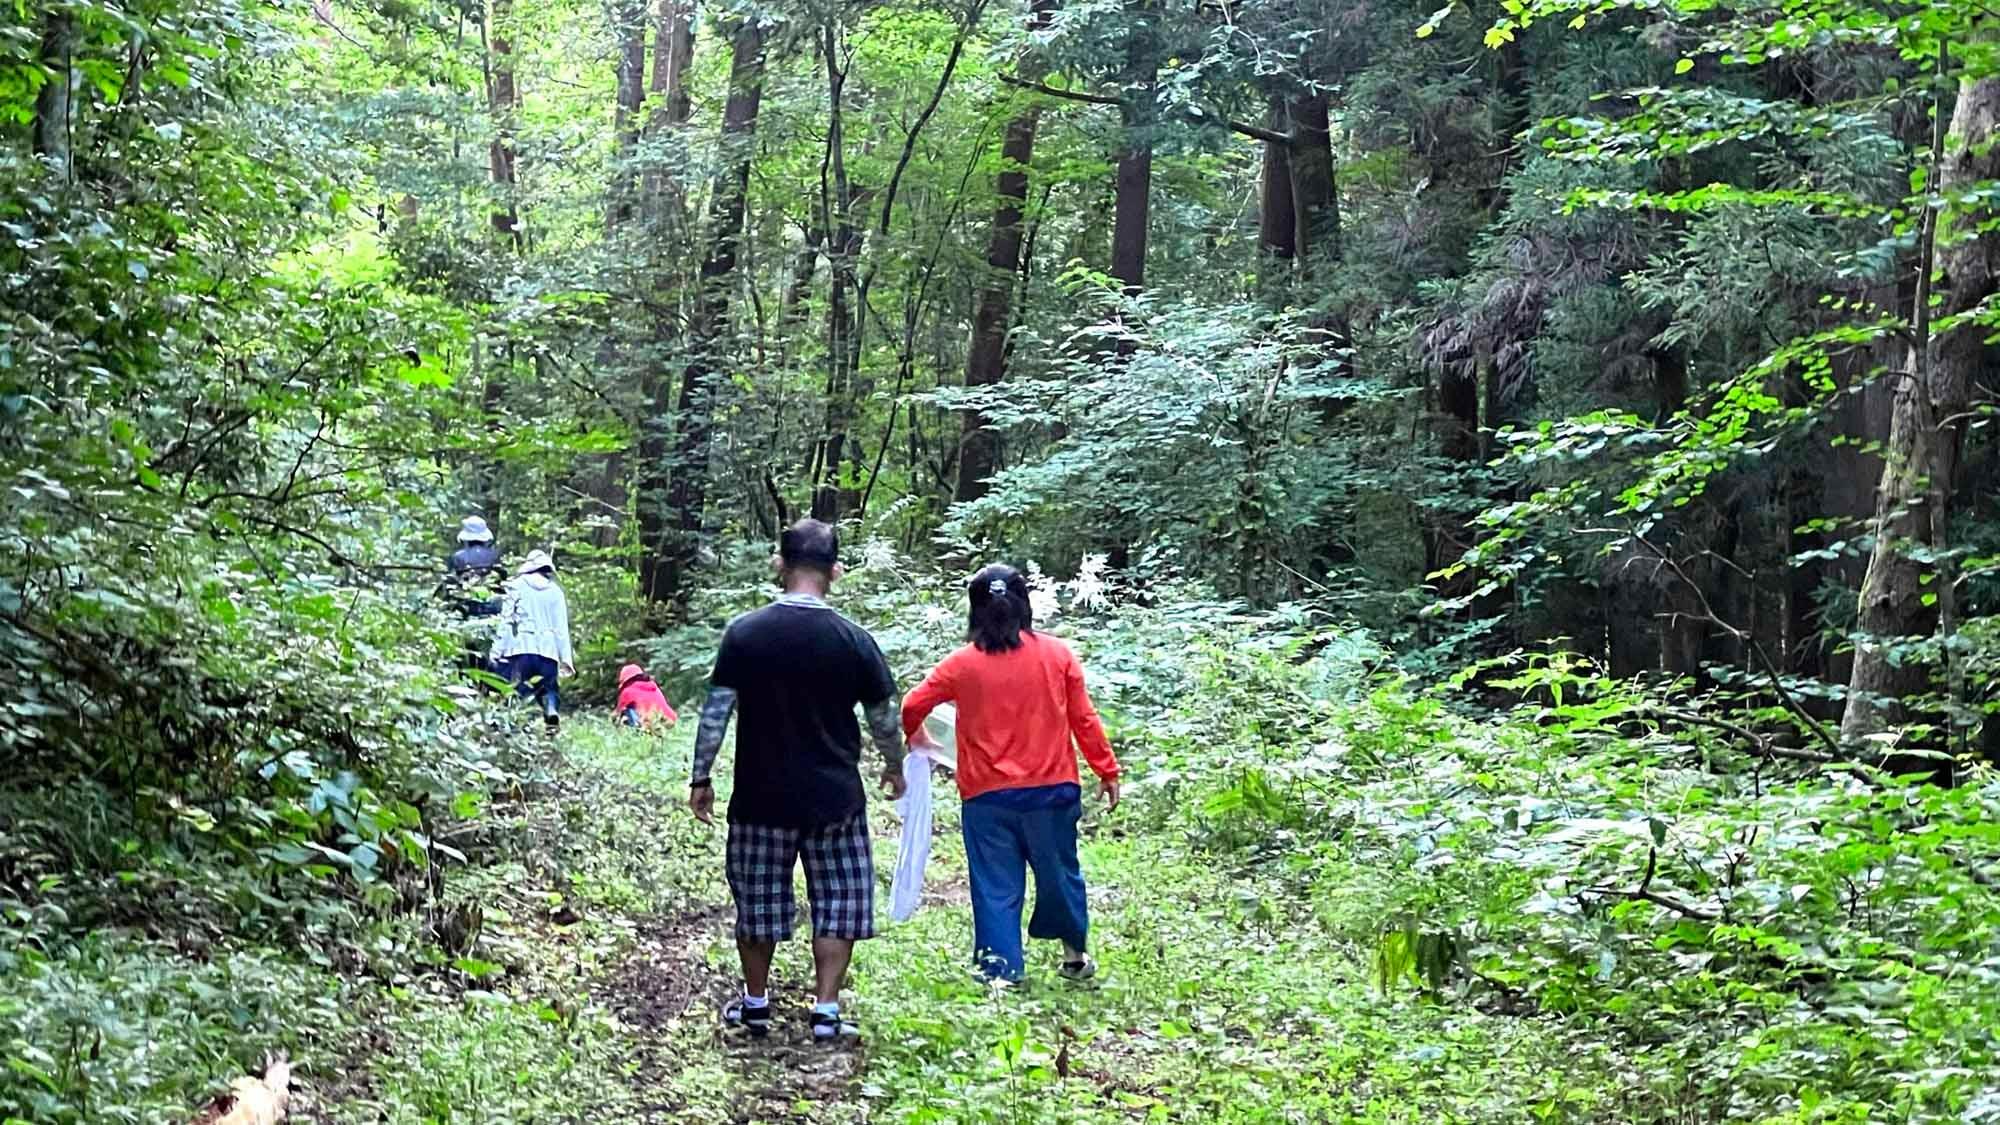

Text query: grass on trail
(347, 718), (1627, 1125)
(13, 599), (1992, 1123)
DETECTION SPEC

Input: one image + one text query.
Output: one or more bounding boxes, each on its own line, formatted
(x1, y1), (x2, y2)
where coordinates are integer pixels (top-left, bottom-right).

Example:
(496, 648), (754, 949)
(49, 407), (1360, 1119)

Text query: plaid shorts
(726, 812), (876, 942)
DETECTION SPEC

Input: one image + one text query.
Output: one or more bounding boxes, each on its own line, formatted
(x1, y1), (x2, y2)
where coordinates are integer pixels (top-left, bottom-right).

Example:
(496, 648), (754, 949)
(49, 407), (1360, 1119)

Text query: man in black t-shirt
(689, 519), (907, 1044)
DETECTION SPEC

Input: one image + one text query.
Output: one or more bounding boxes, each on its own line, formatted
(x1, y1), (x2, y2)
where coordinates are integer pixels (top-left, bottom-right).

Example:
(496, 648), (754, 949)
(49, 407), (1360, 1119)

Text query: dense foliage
(8, 0), (2000, 1117)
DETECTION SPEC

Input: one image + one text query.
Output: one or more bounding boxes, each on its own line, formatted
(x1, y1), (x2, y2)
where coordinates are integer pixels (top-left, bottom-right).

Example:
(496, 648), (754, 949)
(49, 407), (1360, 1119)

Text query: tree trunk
(1108, 3), (1156, 294)
(1286, 87), (1355, 401)
(484, 0), (521, 243)
(628, 0), (699, 605)
(642, 18), (768, 605)
(1481, 37), (1527, 213)
(953, 121), (1038, 502)
(607, 0), (649, 228)
(1841, 72), (2000, 744)
(1257, 96), (1295, 289)
(954, 0), (1056, 505)
(775, 233), (822, 374)
(652, 0), (694, 124)
(33, 11), (73, 178)
(1287, 91), (1339, 275)
(812, 25), (865, 522)
(640, 0), (696, 227)
(467, 0), (524, 523)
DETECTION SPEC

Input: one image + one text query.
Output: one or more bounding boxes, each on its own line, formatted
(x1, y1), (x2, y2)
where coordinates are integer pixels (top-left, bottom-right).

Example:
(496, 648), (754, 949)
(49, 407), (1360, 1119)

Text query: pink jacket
(616, 673), (677, 723)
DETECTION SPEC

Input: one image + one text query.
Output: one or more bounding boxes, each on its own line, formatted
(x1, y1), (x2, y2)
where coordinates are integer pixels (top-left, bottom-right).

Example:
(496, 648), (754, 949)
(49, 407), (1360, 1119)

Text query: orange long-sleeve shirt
(901, 631), (1119, 802)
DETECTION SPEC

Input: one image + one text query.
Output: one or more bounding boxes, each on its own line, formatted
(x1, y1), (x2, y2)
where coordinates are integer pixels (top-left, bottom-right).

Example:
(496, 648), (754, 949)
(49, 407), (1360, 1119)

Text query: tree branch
(999, 73), (1124, 106)
(1585, 847), (1722, 921)
(1648, 707), (1835, 764)
(1582, 525), (1842, 757)
(877, 4), (978, 240)
(1203, 109), (1293, 146)
(996, 73), (1291, 145)
(1585, 884), (1722, 921)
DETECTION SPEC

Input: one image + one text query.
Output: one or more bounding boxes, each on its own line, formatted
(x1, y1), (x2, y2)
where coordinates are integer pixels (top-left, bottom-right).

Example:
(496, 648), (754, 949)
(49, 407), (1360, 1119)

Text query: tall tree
(1109, 3), (1156, 293)
(485, 0), (521, 244)
(811, 23), (864, 522)
(645, 16), (769, 604)
(652, 0), (695, 126)
(631, 0), (699, 597)
(642, 0), (697, 221)
(33, 11), (73, 178)
(956, 0), (1058, 504)
(472, 0), (523, 527)
(1286, 91), (1338, 275)
(1841, 70), (2000, 744)
(1257, 95), (1294, 264)
(608, 0), (649, 228)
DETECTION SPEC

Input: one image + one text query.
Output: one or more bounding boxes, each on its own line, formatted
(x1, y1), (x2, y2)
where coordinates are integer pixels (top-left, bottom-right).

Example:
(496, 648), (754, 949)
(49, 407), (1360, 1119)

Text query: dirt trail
(605, 902), (874, 1124)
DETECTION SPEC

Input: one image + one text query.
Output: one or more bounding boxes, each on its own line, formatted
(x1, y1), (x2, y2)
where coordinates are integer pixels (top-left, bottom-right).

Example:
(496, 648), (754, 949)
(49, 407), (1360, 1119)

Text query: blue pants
(508, 654), (560, 717)
(961, 783), (1088, 981)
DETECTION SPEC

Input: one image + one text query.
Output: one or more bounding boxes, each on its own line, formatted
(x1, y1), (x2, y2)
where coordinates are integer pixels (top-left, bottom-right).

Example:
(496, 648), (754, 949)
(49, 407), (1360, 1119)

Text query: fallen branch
(1582, 848), (1721, 921)
(1588, 886), (1721, 921)
(1648, 707), (1836, 764)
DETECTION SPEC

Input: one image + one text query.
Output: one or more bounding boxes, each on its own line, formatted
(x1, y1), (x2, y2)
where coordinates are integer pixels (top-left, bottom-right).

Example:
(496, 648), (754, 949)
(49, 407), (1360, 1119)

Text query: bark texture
(954, 0), (1057, 504)
(640, 19), (767, 604)
(1841, 74), (2000, 743)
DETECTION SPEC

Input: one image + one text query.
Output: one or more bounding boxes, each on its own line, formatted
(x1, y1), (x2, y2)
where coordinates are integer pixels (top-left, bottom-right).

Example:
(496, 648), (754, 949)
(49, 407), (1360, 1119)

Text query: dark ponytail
(968, 564), (1033, 653)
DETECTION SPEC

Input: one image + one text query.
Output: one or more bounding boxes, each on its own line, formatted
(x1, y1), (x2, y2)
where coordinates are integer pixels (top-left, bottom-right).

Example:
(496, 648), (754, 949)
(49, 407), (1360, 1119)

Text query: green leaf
(399, 353), (453, 388)
(1416, 5), (1453, 39)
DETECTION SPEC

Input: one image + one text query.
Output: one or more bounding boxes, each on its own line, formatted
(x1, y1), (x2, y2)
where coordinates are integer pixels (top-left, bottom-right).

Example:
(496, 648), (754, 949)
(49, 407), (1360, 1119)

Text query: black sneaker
(809, 1006), (859, 1043)
(1058, 956), (1097, 982)
(543, 714), (560, 737)
(722, 996), (772, 1038)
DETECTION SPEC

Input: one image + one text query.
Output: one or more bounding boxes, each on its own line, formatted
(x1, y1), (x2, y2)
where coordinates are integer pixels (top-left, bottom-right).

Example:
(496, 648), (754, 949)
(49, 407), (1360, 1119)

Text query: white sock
(742, 991), (768, 1009)
(811, 1000), (839, 1016)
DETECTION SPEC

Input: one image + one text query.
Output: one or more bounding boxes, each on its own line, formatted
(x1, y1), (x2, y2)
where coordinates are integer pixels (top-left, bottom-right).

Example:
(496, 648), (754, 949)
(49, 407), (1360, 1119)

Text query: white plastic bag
(890, 704), (957, 922)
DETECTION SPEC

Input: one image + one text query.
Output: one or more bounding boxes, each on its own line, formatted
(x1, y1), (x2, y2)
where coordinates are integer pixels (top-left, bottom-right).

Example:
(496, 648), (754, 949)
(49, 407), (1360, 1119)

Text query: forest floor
(10, 598), (1987, 1122)
(296, 718), (1634, 1125)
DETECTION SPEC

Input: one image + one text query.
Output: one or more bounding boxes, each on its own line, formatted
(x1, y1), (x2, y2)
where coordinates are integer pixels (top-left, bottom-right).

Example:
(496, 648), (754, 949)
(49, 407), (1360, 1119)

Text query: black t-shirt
(711, 599), (898, 828)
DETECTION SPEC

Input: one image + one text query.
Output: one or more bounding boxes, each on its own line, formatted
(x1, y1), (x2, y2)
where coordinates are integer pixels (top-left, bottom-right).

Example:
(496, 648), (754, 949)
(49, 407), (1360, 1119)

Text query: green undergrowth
(0, 710), (708, 1124)
(539, 709), (1646, 1125)
(9, 584), (2000, 1122)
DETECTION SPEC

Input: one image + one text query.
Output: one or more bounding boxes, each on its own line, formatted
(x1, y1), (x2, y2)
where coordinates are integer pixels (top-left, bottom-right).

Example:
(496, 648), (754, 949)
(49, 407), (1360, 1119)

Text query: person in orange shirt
(902, 564), (1120, 983)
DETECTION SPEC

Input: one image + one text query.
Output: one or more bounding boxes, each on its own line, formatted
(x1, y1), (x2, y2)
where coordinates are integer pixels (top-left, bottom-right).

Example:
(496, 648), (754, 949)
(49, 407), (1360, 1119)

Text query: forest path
(485, 721), (1613, 1125)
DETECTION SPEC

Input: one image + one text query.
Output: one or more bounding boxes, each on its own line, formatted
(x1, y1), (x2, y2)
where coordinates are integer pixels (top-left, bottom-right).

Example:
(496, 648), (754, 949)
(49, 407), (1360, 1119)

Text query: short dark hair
(968, 564), (1033, 653)
(779, 519), (840, 573)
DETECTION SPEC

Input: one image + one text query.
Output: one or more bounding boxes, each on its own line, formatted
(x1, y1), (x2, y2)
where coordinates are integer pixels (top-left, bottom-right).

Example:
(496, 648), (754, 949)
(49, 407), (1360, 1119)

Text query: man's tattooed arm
(863, 697), (906, 772)
(689, 687), (738, 786)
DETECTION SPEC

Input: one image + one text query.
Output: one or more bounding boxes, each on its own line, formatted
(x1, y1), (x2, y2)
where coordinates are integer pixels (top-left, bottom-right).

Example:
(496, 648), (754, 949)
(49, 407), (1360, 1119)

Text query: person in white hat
(443, 516), (503, 618)
(490, 549), (575, 735)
